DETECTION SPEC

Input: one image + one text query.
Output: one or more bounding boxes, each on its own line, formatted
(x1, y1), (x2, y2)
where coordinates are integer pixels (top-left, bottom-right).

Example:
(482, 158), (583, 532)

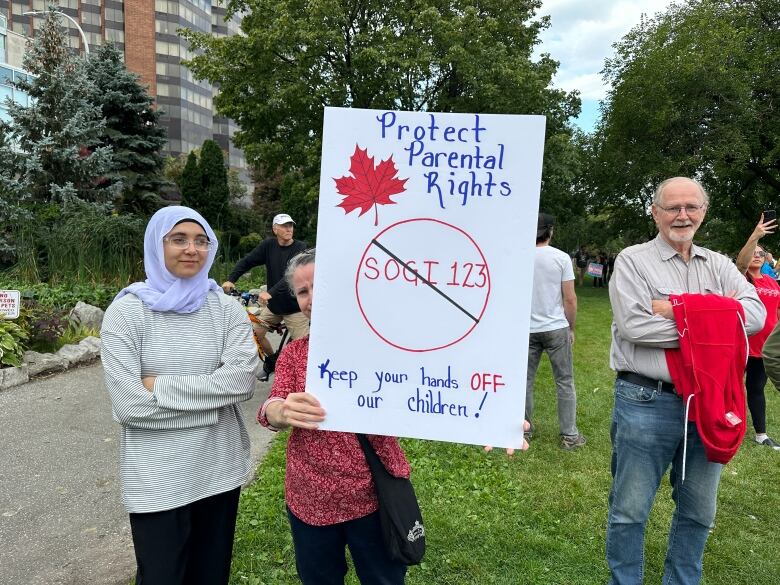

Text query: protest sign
(307, 107), (545, 449)
(587, 262), (604, 278)
(0, 290), (20, 319)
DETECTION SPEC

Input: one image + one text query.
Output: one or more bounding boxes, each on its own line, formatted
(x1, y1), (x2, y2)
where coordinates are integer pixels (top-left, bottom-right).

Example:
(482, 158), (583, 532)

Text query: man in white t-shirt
(526, 213), (586, 450)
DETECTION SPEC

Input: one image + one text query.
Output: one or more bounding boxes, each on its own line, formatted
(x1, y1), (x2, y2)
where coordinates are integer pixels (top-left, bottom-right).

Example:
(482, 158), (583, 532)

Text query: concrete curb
(0, 336), (102, 391)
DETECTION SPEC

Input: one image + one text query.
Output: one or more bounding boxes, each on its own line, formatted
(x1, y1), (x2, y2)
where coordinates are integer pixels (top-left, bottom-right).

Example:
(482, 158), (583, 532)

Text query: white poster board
(308, 107), (545, 449)
(0, 290), (20, 319)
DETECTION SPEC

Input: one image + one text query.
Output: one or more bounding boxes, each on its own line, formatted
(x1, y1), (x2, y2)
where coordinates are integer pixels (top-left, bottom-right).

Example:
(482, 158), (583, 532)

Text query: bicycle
(226, 289), (290, 381)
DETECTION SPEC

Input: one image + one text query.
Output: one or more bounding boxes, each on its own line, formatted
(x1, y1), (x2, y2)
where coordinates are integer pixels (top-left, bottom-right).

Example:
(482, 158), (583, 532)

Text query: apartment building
(0, 0), (249, 182)
(0, 13), (31, 123)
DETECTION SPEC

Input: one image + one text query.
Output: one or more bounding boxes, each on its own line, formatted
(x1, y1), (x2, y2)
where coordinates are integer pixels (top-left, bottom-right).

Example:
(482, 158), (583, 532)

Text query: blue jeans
(606, 378), (723, 585)
(287, 508), (406, 585)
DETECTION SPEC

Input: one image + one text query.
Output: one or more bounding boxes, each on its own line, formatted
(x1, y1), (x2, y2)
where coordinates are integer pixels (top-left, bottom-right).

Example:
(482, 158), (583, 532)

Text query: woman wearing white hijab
(101, 206), (260, 585)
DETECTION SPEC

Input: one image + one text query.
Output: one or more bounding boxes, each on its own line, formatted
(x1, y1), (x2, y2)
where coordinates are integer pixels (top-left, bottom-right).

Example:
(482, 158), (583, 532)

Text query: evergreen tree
(0, 125), (31, 261)
(85, 43), (169, 214)
(6, 6), (116, 205)
(180, 151), (202, 210)
(198, 140), (230, 229)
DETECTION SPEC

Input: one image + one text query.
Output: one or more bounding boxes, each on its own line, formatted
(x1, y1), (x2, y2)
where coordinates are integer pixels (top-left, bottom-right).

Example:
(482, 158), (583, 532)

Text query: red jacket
(665, 293), (747, 464)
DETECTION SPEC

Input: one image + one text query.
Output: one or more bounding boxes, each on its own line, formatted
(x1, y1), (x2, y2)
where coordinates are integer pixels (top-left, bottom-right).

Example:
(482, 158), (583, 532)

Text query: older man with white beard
(606, 177), (764, 585)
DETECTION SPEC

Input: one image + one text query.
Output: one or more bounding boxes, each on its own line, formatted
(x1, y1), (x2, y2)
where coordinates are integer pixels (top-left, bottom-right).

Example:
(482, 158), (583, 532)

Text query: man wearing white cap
(222, 214), (308, 372)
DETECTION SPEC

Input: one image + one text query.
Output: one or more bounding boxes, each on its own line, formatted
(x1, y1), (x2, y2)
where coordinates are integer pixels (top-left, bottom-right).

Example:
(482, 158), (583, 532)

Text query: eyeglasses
(656, 204), (707, 216)
(163, 236), (213, 251)
(754, 250), (767, 258)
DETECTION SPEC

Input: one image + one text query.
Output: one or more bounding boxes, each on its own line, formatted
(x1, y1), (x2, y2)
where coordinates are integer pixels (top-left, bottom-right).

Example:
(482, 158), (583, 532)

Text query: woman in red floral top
(737, 215), (780, 451)
(258, 249), (410, 584)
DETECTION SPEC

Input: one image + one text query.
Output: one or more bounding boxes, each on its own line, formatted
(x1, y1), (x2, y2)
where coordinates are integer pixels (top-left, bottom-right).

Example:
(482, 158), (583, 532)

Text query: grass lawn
(229, 285), (780, 585)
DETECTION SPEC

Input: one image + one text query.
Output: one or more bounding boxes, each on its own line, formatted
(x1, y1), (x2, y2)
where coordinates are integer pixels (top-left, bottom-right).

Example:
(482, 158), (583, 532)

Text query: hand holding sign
(265, 393), (326, 430)
(484, 420), (532, 455)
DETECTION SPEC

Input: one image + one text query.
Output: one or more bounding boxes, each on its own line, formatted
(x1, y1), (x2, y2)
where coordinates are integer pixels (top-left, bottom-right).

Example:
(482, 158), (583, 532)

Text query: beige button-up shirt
(609, 234), (765, 383)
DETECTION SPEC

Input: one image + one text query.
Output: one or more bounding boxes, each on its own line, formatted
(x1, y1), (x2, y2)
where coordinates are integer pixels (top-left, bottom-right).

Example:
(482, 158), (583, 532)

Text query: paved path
(0, 362), (275, 585)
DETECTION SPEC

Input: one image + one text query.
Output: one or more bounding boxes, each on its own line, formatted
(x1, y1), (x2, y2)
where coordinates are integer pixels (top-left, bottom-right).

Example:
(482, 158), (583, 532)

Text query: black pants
(745, 356), (768, 434)
(129, 487), (241, 585)
(287, 508), (406, 585)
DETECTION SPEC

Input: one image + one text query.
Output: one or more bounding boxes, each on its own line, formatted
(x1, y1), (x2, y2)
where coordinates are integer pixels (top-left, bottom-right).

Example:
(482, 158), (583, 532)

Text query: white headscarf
(115, 206), (221, 313)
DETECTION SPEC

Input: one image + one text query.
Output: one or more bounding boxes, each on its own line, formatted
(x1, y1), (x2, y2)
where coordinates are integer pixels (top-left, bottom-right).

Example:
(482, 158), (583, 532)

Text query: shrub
(1, 292), (105, 357)
(18, 301), (69, 354)
(44, 205), (146, 285)
(58, 323), (100, 346)
(0, 319), (28, 368)
(218, 228), (243, 261)
(9, 202), (146, 286)
(209, 260), (266, 289)
(238, 232), (262, 255)
(0, 282), (119, 310)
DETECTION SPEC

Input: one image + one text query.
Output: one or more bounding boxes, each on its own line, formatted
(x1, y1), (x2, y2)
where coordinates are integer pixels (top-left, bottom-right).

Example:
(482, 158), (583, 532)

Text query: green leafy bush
(209, 260), (266, 290)
(58, 323), (100, 346)
(238, 232), (262, 255)
(44, 205), (146, 285)
(7, 299), (99, 355)
(9, 202), (146, 285)
(0, 319), (28, 368)
(19, 302), (69, 353)
(0, 282), (119, 310)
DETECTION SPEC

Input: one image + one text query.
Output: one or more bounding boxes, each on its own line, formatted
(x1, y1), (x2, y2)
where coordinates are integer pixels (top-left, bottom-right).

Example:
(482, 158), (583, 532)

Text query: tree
(2, 6), (116, 205)
(0, 127), (31, 263)
(589, 0), (779, 252)
(170, 150), (247, 206)
(198, 139), (231, 229)
(164, 152), (190, 191)
(250, 165), (284, 235)
(182, 0), (581, 232)
(180, 151), (202, 209)
(179, 142), (231, 229)
(84, 43), (169, 214)
(227, 168), (249, 205)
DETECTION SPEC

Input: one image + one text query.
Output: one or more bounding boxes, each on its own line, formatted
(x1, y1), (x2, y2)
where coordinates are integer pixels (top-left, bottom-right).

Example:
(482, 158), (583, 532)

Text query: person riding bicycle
(222, 214), (308, 374)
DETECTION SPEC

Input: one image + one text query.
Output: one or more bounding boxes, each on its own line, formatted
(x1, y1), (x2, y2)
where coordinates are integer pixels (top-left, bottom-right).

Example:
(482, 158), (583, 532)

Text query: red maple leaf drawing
(334, 144), (408, 226)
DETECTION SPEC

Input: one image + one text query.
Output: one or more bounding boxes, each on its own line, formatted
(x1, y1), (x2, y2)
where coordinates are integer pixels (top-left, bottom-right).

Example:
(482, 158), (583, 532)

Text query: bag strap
(356, 433), (390, 476)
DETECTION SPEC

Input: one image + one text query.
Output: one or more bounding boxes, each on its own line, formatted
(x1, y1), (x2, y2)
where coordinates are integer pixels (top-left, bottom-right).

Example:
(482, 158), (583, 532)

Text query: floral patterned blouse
(749, 274), (780, 357)
(258, 337), (411, 526)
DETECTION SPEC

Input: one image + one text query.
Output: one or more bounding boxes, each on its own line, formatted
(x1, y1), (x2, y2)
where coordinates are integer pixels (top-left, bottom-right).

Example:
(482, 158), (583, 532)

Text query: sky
(536, 0), (677, 133)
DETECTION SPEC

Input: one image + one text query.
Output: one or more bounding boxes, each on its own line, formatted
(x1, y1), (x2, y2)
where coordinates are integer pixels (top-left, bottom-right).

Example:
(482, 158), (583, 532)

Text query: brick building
(0, 0), (249, 184)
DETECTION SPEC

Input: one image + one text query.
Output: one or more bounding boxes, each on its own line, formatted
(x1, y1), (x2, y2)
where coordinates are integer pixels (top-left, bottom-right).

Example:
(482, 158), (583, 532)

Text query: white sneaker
(758, 436), (780, 451)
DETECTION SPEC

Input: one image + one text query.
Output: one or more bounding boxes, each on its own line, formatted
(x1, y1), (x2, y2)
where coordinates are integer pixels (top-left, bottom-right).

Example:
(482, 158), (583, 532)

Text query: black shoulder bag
(356, 434), (426, 565)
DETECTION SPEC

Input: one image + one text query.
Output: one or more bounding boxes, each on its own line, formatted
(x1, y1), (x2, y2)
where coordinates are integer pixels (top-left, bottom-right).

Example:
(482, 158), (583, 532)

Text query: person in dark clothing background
(222, 214), (308, 368)
(592, 253), (607, 288)
(604, 253), (616, 284)
(573, 245), (589, 286)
